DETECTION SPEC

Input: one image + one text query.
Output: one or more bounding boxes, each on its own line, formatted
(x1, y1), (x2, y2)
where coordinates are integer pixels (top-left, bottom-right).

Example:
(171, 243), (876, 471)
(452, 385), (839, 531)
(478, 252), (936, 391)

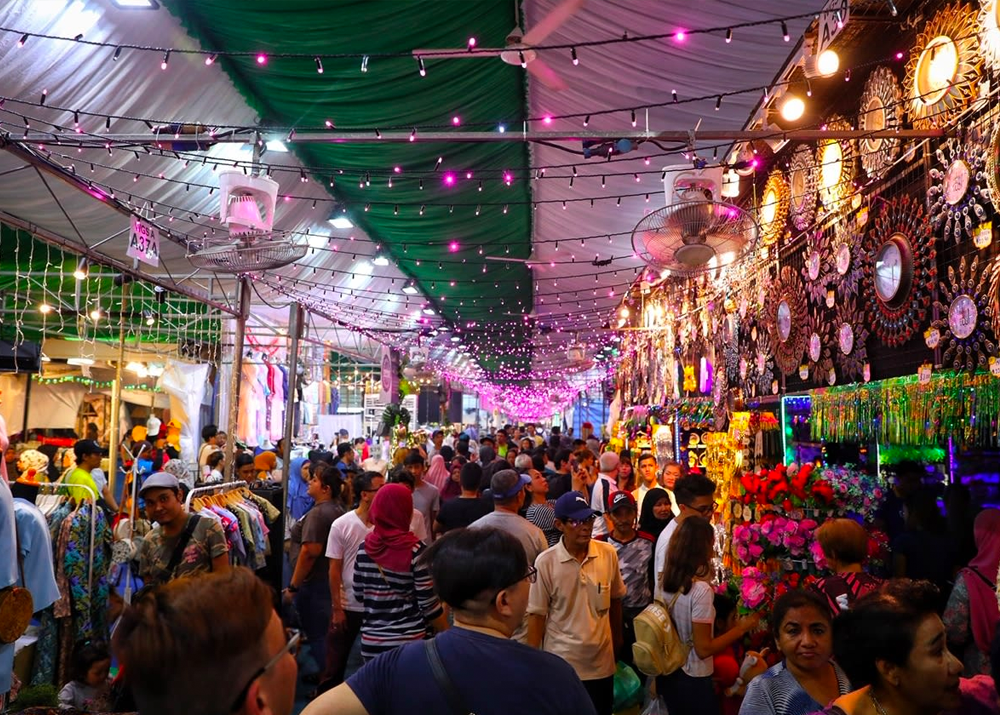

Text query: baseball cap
(139, 471), (181, 496)
(491, 469), (530, 500)
(609, 491), (637, 512)
(555, 491), (600, 521)
(73, 439), (102, 461)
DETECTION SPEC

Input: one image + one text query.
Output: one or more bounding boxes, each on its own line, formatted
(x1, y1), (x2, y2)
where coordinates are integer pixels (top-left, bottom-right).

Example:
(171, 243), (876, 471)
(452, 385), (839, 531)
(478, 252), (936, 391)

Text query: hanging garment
(269, 366), (285, 443)
(238, 359), (262, 446)
(0, 480), (17, 694)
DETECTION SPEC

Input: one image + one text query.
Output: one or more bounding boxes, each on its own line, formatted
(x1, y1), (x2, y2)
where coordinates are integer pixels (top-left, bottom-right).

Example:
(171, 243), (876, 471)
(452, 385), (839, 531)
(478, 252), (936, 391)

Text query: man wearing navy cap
(527, 491), (626, 715)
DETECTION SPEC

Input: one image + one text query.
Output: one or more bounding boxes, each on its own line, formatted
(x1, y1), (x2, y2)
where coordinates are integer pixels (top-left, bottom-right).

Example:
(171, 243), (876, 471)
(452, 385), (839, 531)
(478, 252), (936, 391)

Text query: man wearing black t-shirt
(433, 462), (490, 537)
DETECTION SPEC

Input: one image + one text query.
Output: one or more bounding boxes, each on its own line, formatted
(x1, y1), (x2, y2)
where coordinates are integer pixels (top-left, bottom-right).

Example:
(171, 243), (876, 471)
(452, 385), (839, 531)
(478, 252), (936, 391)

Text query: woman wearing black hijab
(638, 487), (674, 541)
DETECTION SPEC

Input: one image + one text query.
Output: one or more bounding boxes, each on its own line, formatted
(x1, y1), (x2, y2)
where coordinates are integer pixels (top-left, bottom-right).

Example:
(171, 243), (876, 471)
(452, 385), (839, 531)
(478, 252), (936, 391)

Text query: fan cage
(631, 200), (759, 276)
(186, 238), (308, 273)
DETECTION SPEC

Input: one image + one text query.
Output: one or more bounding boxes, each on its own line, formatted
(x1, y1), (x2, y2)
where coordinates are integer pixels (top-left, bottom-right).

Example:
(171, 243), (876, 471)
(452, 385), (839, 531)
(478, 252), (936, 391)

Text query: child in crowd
(204, 450), (224, 484)
(59, 640), (112, 711)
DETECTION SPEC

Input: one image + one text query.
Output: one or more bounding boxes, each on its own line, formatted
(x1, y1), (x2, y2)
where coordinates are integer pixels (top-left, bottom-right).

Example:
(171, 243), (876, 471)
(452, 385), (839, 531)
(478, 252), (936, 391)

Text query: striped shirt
(739, 661), (851, 715)
(353, 542), (443, 661)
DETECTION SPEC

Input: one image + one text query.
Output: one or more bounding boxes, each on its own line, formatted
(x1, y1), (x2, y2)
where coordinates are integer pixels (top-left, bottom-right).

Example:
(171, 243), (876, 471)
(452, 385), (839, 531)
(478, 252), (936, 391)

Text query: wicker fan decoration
(862, 194), (937, 348)
(988, 252), (1000, 354)
(927, 128), (993, 243)
(801, 228), (832, 306)
(802, 306), (835, 386)
(931, 255), (997, 371)
(859, 66), (903, 180)
(905, 2), (982, 131)
(833, 295), (870, 382)
(830, 217), (865, 301)
(788, 144), (818, 231)
(983, 116), (1000, 216)
(765, 265), (809, 376)
(758, 168), (790, 246)
(816, 115), (857, 215)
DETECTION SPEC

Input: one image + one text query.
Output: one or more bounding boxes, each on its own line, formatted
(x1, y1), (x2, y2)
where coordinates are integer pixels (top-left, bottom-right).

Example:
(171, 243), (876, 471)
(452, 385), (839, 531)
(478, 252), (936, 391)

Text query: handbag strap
(968, 566), (997, 590)
(423, 638), (474, 715)
(164, 514), (201, 580)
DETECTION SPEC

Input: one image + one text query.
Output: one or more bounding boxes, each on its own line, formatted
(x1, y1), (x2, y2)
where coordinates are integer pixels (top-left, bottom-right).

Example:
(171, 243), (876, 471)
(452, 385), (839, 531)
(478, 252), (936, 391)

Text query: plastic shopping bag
(639, 696), (669, 715)
(612, 661), (643, 712)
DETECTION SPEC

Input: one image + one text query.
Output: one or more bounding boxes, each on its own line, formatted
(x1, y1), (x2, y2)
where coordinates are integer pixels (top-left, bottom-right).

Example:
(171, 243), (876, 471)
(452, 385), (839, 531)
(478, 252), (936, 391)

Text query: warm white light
(67, 357), (95, 366)
(780, 95), (806, 122)
(126, 361), (145, 374)
(423, 308), (436, 315)
(39, 303), (53, 314)
(619, 306), (629, 318)
(817, 49), (839, 77)
(761, 189), (778, 224)
(402, 284), (419, 295)
(89, 308), (102, 321)
(328, 216), (353, 229)
(265, 140), (288, 152)
(373, 254), (390, 267)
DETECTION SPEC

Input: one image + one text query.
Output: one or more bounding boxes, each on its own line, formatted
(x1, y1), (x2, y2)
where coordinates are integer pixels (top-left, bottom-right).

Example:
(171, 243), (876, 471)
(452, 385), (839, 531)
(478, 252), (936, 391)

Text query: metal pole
(224, 277), (250, 482)
(20, 373), (31, 436)
(107, 281), (129, 496)
(19, 128), (950, 145)
(281, 303), (303, 521)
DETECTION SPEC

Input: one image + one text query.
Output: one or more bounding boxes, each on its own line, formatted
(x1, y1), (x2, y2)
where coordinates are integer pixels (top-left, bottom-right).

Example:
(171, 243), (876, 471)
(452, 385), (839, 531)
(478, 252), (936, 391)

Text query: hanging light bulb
(779, 94), (806, 122)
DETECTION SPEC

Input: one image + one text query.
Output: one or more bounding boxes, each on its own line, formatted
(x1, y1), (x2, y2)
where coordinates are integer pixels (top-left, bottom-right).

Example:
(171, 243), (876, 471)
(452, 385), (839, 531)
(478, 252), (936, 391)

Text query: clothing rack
(184, 480), (249, 510)
(35, 481), (97, 596)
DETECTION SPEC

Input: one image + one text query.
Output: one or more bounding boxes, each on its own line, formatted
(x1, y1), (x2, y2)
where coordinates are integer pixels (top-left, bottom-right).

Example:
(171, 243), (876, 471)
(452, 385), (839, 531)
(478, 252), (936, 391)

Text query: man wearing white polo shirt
(527, 491), (625, 715)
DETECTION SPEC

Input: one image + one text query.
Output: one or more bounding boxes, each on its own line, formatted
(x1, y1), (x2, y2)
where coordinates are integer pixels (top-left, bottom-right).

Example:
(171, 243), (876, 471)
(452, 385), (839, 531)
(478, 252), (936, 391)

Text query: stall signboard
(127, 215), (160, 267)
(818, 0), (849, 55)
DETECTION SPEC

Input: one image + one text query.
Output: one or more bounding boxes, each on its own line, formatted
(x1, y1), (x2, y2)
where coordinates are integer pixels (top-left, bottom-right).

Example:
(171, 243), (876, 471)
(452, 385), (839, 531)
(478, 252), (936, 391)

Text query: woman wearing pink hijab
(353, 483), (448, 662)
(424, 454), (450, 492)
(944, 508), (1000, 676)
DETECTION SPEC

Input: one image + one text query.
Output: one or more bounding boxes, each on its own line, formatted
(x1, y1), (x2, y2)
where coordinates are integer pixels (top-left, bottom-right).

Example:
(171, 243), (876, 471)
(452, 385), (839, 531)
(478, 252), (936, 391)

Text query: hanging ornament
(788, 144), (818, 231)
(815, 115), (856, 215)
(833, 295), (869, 381)
(905, 2), (981, 130)
(803, 305), (834, 387)
(801, 227), (832, 306)
(765, 265), (808, 376)
(758, 168), (790, 246)
(927, 127), (992, 242)
(863, 194), (937, 348)
(830, 217), (864, 301)
(989, 253), (1000, 343)
(932, 255), (996, 371)
(858, 66), (903, 180)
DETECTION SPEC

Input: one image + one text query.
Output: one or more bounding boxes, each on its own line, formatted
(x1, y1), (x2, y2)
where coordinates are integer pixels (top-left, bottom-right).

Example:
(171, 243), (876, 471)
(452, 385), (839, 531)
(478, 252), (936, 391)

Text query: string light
(17, 33), (28, 47)
(315, 57), (324, 73)
(725, 27), (733, 43)
(715, 95), (722, 110)
(630, 109), (636, 127)
(205, 52), (216, 65)
(417, 56), (426, 77)
(781, 21), (789, 41)
(519, 51), (527, 68)
(583, 115), (590, 127)
(256, 53), (267, 65)
(160, 50), (169, 70)
(113, 46), (123, 61)
(571, 47), (579, 65)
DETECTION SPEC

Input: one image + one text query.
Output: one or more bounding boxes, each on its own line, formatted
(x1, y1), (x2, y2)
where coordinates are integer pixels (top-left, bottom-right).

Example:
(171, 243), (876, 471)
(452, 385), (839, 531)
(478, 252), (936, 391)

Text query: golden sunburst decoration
(758, 168), (790, 246)
(927, 126), (992, 242)
(978, 0), (1000, 74)
(906, 2), (981, 130)
(816, 115), (856, 214)
(859, 67), (903, 180)
(788, 144), (817, 231)
(931, 255), (996, 371)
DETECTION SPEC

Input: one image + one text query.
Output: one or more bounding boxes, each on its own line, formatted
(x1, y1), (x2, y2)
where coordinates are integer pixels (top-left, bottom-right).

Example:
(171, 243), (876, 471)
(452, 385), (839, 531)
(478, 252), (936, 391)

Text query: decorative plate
(980, 0), (1000, 74)
(788, 144), (818, 231)
(831, 219), (864, 300)
(803, 306), (834, 386)
(859, 67), (903, 180)
(816, 115), (856, 213)
(862, 194), (937, 347)
(928, 128), (992, 243)
(759, 168), (790, 246)
(931, 255), (997, 371)
(905, 2), (982, 130)
(765, 266), (808, 376)
(833, 295), (870, 381)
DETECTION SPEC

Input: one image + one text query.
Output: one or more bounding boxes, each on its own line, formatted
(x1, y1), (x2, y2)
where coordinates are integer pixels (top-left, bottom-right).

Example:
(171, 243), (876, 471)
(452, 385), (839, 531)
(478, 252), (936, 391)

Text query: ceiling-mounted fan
(411, 0), (584, 91)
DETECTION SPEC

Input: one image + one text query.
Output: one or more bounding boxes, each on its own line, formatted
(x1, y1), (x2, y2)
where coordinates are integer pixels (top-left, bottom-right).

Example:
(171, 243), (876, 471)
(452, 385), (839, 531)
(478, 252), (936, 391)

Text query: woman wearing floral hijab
(352, 483), (448, 661)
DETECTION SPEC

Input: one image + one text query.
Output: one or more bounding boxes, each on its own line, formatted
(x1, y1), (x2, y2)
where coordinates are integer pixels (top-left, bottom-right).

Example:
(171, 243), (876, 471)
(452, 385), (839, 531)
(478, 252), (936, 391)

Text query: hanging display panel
(788, 144), (818, 231)
(905, 2), (981, 130)
(927, 128), (992, 242)
(930, 255), (996, 371)
(862, 194), (937, 348)
(858, 67), (903, 181)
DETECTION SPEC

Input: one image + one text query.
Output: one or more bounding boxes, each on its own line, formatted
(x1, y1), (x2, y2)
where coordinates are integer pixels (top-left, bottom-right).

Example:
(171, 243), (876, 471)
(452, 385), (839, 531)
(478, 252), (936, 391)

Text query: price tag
(827, 367), (837, 385)
(799, 364), (809, 380)
(924, 327), (941, 349)
(974, 222), (992, 249)
(918, 363), (932, 385)
(863, 363), (871, 382)
(826, 289), (836, 308)
(856, 207), (869, 227)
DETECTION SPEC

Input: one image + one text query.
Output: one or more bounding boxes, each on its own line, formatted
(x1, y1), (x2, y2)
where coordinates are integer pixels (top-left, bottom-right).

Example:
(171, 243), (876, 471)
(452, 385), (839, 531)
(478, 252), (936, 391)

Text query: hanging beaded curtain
(810, 371), (1000, 447)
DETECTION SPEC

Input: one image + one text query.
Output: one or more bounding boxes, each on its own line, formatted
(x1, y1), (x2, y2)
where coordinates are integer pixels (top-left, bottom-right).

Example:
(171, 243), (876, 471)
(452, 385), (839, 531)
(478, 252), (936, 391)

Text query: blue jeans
(294, 577), (332, 672)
